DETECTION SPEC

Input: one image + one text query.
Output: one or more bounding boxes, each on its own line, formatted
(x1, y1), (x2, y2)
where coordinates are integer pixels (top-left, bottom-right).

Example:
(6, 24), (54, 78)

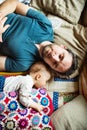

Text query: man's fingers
(0, 12), (4, 21)
(1, 17), (8, 26)
(0, 35), (3, 42)
(0, 17), (10, 33)
(3, 24), (10, 33)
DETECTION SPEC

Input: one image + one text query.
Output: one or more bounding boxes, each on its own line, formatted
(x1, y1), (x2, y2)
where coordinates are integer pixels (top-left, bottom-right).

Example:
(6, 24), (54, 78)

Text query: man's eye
(47, 53), (51, 58)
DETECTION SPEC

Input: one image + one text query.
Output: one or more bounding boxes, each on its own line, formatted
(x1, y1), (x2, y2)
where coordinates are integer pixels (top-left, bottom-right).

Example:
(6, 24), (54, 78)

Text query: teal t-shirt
(2, 9), (54, 72)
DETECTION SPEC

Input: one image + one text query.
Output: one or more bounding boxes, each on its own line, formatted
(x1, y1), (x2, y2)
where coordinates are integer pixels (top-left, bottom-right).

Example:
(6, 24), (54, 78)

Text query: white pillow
(47, 14), (63, 30)
(0, 0), (5, 4)
(51, 95), (87, 130)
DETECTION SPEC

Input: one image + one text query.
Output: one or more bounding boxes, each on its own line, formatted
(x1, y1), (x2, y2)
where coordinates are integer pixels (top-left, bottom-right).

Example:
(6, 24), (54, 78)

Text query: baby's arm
(19, 95), (44, 113)
(18, 76), (44, 113)
(29, 99), (44, 113)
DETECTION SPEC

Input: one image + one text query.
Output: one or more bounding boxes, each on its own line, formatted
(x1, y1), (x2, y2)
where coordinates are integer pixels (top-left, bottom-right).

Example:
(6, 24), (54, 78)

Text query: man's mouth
(59, 54), (64, 61)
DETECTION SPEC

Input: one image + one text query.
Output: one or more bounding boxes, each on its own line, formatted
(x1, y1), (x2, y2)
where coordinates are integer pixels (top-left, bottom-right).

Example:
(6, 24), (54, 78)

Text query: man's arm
(0, 0), (18, 18)
(0, 0), (18, 43)
(0, 56), (6, 71)
(15, 2), (31, 16)
(0, 0), (31, 42)
(0, 0), (31, 17)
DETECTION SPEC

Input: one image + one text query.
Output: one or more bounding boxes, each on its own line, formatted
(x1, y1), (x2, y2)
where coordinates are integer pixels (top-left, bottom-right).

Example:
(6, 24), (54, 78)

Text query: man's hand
(0, 15), (10, 42)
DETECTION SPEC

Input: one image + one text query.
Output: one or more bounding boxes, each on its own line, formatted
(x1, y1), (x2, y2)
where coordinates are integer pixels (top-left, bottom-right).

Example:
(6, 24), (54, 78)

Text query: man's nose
(52, 54), (60, 62)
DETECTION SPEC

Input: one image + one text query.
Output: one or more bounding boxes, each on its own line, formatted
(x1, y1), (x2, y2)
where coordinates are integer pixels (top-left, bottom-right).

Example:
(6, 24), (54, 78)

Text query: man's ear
(60, 44), (67, 49)
(35, 74), (41, 81)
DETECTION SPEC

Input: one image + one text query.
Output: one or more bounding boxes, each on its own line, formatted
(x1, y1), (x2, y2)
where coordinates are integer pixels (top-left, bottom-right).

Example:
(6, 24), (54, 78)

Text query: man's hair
(55, 49), (78, 78)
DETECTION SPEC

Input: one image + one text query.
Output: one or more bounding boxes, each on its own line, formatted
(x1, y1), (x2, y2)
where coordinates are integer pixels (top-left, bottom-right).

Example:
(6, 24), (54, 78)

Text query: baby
(0, 61), (51, 113)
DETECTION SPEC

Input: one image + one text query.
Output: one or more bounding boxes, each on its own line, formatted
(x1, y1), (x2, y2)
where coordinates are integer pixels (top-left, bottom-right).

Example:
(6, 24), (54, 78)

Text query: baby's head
(29, 61), (52, 88)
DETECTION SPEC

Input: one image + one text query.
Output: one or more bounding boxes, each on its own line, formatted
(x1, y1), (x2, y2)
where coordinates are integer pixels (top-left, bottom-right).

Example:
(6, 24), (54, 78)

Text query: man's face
(41, 44), (73, 73)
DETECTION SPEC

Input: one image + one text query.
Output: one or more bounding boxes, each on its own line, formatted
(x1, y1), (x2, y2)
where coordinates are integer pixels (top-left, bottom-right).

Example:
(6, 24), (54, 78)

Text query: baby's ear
(35, 74), (41, 80)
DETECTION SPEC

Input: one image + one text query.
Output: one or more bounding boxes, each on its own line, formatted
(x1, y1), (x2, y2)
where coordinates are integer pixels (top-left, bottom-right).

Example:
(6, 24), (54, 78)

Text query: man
(0, 0), (77, 76)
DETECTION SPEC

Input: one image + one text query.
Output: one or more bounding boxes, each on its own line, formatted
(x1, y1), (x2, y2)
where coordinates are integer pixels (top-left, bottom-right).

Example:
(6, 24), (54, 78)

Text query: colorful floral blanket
(0, 88), (54, 130)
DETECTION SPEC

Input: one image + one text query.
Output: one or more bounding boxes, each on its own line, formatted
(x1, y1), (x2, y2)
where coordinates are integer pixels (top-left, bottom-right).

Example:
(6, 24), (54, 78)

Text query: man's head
(29, 61), (52, 88)
(40, 44), (77, 76)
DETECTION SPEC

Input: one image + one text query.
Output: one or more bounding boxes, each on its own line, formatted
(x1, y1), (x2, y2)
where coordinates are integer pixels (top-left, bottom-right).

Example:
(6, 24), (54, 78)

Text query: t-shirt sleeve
(26, 8), (52, 26)
(5, 57), (30, 72)
(26, 8), (54, 43)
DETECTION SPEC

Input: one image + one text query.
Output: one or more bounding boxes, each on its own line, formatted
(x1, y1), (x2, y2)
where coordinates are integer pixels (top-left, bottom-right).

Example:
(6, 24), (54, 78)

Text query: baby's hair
(29, 61), (53, 81)
(29, 61), (43, 73)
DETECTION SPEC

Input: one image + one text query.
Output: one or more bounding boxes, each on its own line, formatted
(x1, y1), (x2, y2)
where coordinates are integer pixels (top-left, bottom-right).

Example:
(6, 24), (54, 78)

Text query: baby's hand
(35, 103), (44, 114)
(30, 100), (44, 114)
